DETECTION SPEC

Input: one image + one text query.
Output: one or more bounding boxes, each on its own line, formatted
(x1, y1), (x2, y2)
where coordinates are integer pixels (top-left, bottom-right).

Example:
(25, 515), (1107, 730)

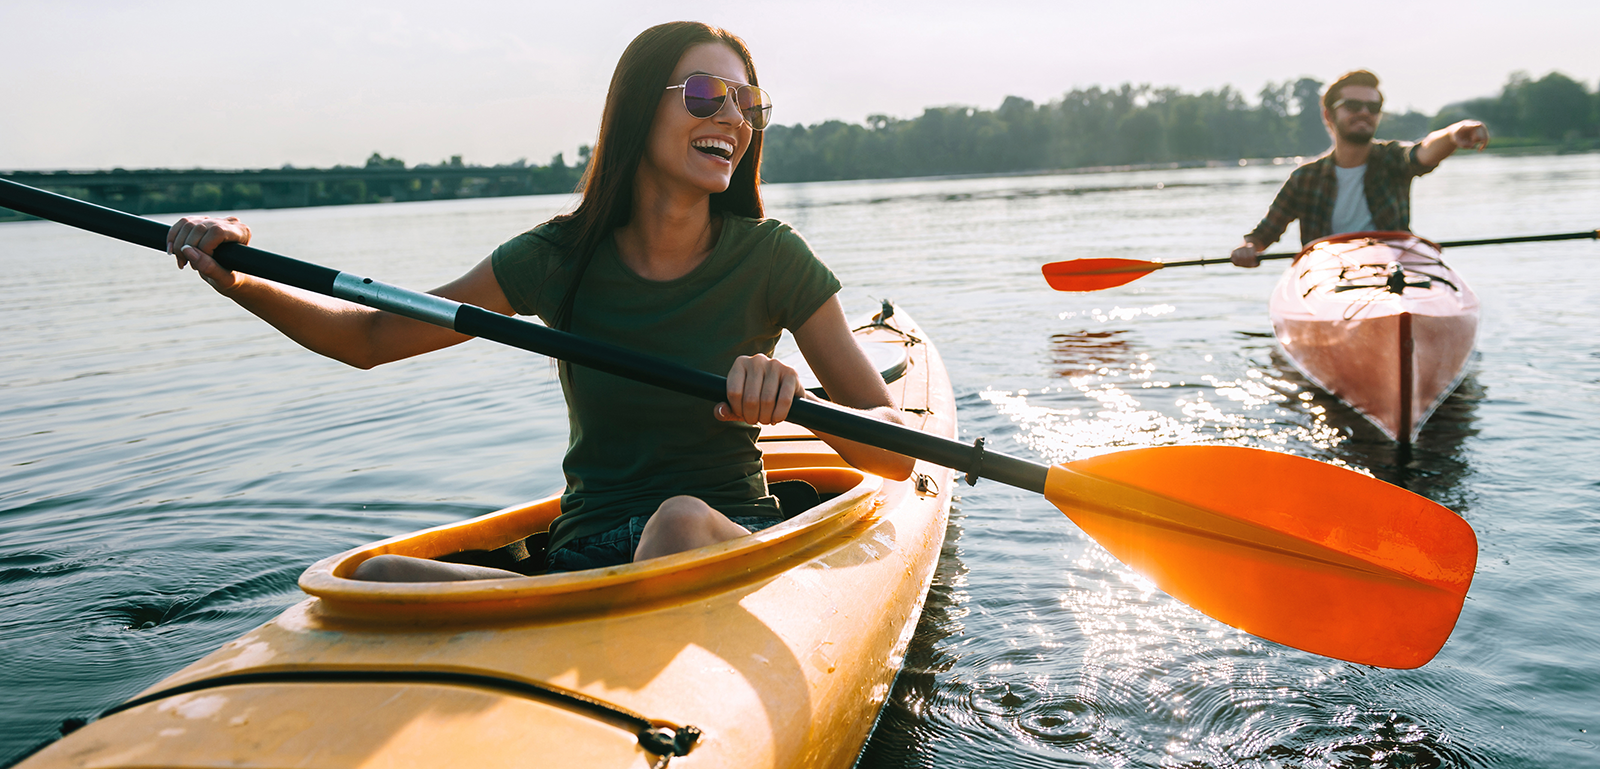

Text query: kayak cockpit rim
(298, 465), (883, 623)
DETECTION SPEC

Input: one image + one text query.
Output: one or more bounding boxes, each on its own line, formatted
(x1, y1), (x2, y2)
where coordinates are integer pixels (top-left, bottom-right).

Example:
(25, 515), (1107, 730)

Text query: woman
(165, 22), (914, 580)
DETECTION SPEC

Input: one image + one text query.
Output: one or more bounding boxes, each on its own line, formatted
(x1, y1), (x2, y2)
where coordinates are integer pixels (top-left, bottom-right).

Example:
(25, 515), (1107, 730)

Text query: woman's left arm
(718, 295), (915, 481)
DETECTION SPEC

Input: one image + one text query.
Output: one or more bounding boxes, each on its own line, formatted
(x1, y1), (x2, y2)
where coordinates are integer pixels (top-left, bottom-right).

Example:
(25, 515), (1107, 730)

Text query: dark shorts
(545, 512), (782, 574)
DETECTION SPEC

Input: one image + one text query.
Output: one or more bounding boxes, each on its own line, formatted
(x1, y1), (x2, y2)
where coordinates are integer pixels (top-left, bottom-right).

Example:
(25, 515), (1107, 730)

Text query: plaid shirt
(1245, 140), (1436, 248)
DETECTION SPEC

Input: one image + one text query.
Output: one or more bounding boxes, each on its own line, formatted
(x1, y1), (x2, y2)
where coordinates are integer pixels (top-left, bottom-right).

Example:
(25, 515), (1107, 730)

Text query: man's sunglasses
(665, 74), (772, 131)
(1332, 98), (1383, 115)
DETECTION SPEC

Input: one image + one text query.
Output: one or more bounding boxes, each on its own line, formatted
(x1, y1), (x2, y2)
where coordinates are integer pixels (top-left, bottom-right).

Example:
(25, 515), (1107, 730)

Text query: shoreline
(4, 146), (1595, 223)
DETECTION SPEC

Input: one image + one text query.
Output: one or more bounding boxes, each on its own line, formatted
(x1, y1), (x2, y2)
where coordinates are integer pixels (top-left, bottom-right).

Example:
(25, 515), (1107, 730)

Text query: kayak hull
(21, 306), (956, 769)
(1269, 232), (1478, 444)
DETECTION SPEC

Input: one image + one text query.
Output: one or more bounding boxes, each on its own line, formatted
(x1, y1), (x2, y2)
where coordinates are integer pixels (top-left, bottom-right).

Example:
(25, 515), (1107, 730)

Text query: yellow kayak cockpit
(300, 465), (882, 624)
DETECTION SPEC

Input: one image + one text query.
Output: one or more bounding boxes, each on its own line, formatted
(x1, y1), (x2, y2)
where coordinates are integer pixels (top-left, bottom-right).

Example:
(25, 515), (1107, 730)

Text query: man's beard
(1336, 123), (1374, 144)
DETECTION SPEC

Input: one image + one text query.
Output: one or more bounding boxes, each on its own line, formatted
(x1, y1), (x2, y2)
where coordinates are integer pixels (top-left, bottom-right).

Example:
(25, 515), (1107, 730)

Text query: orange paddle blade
(1041, 258), (1165, 291)
(1046, 446), (1476, 668)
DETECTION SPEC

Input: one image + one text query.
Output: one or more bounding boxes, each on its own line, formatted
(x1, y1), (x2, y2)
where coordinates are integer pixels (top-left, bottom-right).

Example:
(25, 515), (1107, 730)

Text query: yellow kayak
(21, 303), (956, 769)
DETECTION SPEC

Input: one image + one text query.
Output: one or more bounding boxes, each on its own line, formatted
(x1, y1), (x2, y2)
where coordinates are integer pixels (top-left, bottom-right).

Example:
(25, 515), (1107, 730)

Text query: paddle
(1042, 229), (1600, 292)
(0, 179), (1476, 669)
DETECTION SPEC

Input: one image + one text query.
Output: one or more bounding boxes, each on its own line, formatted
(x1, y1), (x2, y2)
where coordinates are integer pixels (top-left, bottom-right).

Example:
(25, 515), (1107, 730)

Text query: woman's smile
(691, 136), (736, 160)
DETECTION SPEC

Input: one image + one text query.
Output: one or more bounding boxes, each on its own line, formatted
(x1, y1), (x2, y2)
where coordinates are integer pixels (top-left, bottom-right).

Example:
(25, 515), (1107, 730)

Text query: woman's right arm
(168, 215), (516, 370)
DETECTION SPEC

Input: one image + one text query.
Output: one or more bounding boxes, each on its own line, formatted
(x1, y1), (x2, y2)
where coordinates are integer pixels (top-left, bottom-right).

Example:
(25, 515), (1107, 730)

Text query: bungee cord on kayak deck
(1288, 238), (1465, 323)
(91, 669), (704, 765)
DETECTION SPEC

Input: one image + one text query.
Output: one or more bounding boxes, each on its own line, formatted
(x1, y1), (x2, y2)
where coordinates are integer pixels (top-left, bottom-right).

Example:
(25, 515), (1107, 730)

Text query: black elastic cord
(99, 669), (700, 759)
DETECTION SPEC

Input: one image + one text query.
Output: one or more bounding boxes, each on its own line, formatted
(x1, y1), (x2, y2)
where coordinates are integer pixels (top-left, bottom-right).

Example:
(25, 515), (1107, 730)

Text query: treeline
(760, 71), (1598, 183)
(6, 71), (1595, 222)
(1433, 71), (1600, 145)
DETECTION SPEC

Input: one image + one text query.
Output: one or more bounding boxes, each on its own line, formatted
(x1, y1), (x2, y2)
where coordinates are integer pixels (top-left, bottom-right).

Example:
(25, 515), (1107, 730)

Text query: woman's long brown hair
(548, 22), (765, 332)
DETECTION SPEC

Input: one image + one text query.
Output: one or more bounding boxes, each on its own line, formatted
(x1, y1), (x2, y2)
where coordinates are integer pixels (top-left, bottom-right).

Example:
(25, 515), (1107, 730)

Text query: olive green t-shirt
(490, 215), (841, 552)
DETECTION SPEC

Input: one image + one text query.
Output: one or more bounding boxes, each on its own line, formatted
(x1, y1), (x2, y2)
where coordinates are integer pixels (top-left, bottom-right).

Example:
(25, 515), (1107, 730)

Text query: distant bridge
(0, 165), (582, 218)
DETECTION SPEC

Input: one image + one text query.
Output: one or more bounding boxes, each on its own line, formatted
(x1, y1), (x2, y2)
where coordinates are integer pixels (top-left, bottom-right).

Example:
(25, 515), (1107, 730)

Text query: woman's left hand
(716, 354), (802, 425)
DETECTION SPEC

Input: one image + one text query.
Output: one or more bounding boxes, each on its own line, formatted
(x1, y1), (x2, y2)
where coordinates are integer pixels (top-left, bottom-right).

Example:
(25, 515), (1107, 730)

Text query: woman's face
(638, 42), (755, 199)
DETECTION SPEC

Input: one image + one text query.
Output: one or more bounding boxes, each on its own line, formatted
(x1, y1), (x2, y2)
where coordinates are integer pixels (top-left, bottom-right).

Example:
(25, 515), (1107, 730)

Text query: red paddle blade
(1041, 258), (1165, 291)
(1045, 446), (1476, 668)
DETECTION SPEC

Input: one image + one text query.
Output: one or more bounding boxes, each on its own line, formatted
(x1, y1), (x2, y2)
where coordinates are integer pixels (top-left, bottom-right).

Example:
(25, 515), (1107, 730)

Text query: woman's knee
(635, 497), (749, 561)
(353, 554), (414, 582)
(652, 495), (716, 525)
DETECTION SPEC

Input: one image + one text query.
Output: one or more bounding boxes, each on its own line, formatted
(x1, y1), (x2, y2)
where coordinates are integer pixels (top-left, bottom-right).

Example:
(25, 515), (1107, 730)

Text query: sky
(2, 0), (1596, 171)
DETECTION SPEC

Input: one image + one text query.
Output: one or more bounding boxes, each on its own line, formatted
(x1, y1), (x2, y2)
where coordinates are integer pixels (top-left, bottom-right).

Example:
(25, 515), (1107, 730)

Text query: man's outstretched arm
(1416, 120), (1490, 168)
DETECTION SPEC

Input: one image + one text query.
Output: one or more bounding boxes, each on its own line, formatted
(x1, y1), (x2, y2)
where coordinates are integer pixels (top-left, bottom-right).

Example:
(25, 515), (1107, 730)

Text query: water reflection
(861, 485), (1484, 767)
(854, 300), (1488, 766)
(1047, 329), (1140, 380)
(857, 512), (970, 767)
(986, 320), (1350, 465)
(1266, 349), (1483, 502)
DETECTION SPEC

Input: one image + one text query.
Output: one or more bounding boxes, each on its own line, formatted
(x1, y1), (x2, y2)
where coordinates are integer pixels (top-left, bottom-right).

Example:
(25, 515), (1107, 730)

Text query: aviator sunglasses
(1332, 98), (1383, 115)
(665, 74), (773, 130)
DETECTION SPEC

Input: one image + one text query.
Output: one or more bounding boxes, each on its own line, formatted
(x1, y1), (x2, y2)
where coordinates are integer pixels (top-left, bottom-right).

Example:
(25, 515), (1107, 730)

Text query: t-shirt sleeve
(765, 224), (842, 331)
(1402, 141), (1437, 177)
(490, 226), (564, 319)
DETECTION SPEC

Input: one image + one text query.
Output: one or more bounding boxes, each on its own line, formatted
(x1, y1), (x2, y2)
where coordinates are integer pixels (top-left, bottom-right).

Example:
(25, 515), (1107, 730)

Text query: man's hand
(1449, 120), (1490, 151)
(1419, 120), (1490, 166)
(1231, 242), (1262, 268)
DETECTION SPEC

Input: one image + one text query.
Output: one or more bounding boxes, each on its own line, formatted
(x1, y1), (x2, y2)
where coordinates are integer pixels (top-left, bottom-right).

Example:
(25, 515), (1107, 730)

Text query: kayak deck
(20, 305), (956, 769)
(1269, 232), (1479, 444)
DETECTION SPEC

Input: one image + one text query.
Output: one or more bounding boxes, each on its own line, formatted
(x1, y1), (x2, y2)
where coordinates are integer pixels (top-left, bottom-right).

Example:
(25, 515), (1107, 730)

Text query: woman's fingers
(731, 355), (766, 423)
(721, 355), (801, 425)
(770, 369), (798, 424)
(170, 217), (207, 256)
(167, 216), (250, 258)
(165, 219), (189, 255)
(743, 357), (767, 424)
(178, 246), (227, 290)
(722, 357), (748, 422)
(166, 216), (248, 293)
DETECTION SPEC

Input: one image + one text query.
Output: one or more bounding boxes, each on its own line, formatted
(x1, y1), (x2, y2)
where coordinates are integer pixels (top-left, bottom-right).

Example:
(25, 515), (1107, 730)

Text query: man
(1231, 70), (1490, 267)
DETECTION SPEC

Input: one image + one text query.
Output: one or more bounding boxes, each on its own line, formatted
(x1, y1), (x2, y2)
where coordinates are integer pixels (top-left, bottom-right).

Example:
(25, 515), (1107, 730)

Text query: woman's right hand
(716, 353), (802, 426)
(167, 216), (251, 293)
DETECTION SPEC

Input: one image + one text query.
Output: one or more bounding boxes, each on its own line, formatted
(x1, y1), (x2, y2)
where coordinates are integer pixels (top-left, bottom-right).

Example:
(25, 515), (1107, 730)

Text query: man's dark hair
(1323, 70), (1381, 112)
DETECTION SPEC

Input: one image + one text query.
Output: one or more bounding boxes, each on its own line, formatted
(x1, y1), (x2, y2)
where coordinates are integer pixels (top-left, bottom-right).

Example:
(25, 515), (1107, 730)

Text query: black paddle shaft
(1159, 229), (1600, 269)
(0, 179), (1049, 494)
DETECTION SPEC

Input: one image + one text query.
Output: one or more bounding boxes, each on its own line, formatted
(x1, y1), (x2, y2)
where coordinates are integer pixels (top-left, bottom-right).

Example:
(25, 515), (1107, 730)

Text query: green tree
(365, 152), (405, 169)
(1375, 110), (1431, 141)
(1521, 71), (1595, 140)
(1293, 78), (1327, 154)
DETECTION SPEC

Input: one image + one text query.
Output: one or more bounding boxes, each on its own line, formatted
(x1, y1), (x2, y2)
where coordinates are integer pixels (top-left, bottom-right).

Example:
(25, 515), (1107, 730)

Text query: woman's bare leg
(634, 496), (751, 562)
(353, 554), (523, 582)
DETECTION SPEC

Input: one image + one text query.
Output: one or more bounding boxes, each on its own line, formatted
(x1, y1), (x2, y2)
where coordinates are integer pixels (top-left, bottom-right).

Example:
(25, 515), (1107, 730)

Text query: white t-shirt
(1331, 163), (1376, 234)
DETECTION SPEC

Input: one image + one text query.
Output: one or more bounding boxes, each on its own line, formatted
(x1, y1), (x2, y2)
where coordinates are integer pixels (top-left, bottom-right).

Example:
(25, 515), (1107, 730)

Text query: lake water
(3, 153), (1598, 767)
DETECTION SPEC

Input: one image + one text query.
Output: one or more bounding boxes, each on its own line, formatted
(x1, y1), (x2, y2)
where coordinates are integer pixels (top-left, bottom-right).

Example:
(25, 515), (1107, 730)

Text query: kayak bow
(1269, 231), (1479, 444)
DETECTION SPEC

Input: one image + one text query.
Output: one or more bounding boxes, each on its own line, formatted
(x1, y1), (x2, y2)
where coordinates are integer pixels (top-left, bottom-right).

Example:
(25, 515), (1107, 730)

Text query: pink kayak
(1268, 231), (1479, 445)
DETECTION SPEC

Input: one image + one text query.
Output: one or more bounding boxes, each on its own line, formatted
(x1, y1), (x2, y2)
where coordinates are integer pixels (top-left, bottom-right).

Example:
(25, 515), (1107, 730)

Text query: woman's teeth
(692, 138), (733, 159)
